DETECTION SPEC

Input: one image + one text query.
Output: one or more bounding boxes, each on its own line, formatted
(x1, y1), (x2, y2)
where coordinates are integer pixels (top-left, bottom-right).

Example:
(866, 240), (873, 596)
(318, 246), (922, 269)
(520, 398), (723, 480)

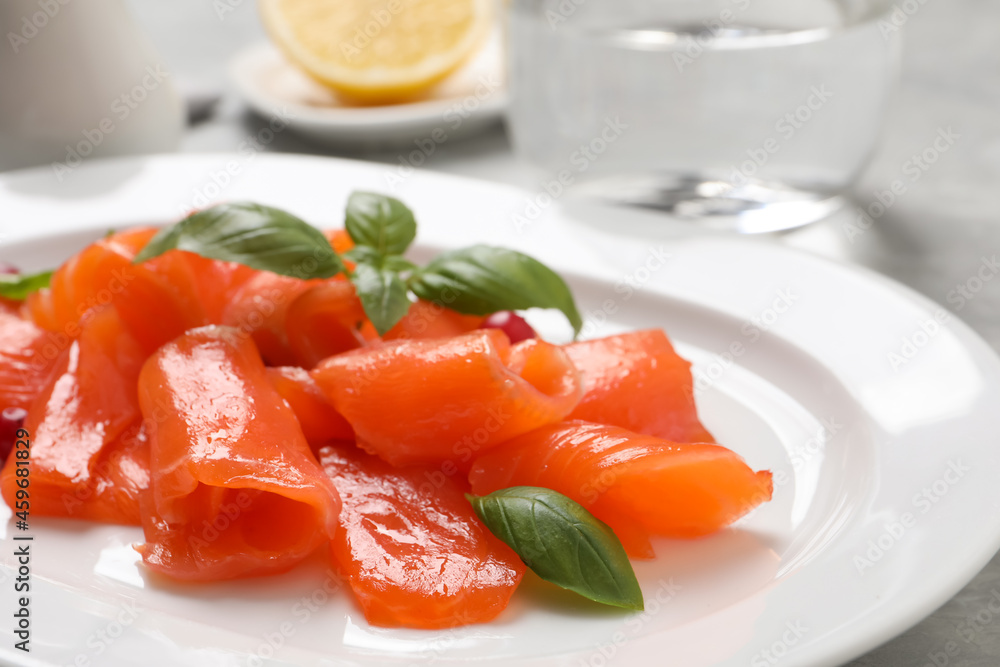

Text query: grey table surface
(101, 0), (1000, 664)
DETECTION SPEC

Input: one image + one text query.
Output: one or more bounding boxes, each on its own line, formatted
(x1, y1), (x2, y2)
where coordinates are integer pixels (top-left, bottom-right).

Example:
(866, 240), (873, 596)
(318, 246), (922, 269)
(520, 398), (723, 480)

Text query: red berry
(0, 407), (27, 463)
(479, 311), (537, 343)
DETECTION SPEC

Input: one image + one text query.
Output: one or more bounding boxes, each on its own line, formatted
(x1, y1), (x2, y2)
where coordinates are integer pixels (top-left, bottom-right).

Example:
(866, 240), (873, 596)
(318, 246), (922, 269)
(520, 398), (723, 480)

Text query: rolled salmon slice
(469, 421), (773, 556)
(564, 330), (715, 443)
(318, 441), (524, 628)
(136, 326), (341, 581)
(312, 329), (583, 468)
(0, 306), (148, 524)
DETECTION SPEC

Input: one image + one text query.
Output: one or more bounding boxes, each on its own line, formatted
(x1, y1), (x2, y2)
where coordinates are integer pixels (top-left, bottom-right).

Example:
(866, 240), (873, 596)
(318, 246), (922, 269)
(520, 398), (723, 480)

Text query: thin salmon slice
(469, 421), (773, 556)
(564, 330), (715, 443)
(221, 272), (324, 366)
(136, 326), (341, 581)
(176, 252), (257, 324)
(0, 312), (53, 412)
(319, 441), (524, 628)
(0, 306), (148, 524)
(217, 227), (359, 366)
(266, 366), (354, 447)
(58, 420), (151, 524)
(284, 282), (373, 369)
(382, 300), (485, 341)
(324, 228), (354, 255)
(26, 228), (207, 352)
(312, 329), (583, 468)
(26, 227), (157, 331)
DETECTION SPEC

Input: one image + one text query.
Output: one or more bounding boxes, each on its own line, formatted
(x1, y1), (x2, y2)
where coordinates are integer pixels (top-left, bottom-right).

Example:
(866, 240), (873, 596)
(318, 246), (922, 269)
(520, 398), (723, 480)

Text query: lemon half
(260, 0), (493, 104)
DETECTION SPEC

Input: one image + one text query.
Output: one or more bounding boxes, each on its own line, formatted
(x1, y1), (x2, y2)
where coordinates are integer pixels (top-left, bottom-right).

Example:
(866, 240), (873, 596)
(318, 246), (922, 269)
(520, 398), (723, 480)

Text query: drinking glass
(506, 0), (901, 233)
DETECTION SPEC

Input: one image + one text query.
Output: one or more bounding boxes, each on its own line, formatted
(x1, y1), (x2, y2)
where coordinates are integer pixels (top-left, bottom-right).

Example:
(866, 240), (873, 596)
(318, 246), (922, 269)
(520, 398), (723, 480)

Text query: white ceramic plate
(2, 154), (1000, 667)
(229, 29), (506, 149)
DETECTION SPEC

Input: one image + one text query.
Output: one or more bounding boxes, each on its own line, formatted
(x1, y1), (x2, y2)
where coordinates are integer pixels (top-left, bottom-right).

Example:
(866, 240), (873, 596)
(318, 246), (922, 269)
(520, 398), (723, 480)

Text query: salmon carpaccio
(564, 330), (714, 443)
(469, 421), (773, 558)
(136, 326), (341, 581)
(318, 441), (525, 628)
(311, 329), (583, 468)
(0, 306), (149, 524)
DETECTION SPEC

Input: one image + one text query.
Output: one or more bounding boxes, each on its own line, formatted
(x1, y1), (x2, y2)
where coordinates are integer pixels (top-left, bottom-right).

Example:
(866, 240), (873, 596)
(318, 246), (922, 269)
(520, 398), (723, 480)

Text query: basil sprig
(0, 270), (53, 301)
(468, 486), (644, 611)
(134, 192), (582, 337)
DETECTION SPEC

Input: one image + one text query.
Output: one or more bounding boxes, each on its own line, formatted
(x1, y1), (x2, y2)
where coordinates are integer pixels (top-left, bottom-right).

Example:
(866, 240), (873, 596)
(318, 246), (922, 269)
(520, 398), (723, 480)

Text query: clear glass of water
(506, 0), (901, 233)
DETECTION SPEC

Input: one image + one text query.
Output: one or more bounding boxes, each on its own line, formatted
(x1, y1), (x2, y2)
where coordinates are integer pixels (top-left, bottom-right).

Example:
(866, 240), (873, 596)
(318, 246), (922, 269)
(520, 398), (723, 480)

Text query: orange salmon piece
(284, 282), (373, 369)
(0, 312), (53, 412)
(382, 300), (486, 341)
(312, 329), (583, 468)
(469, 421), (773, 555)
(266, 366), (354, 446)
(136, 326), (341, 581)
(319, 442), (524, 628)
(221, 272), (323, 366)
(564, 330), (715, 443)
(0, 306), (148, 524)
(176, 252), (257, 324)
(26, 228), (206, 352)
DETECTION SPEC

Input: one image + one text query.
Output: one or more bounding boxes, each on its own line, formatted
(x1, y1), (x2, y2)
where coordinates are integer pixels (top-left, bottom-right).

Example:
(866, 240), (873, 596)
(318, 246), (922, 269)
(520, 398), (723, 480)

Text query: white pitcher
(0, 0), (184, 174)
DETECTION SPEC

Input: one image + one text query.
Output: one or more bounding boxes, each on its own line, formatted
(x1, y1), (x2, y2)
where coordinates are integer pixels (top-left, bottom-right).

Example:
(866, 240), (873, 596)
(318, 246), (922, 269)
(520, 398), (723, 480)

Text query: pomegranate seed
(0, 262), (18, 275)
(0, 407), (27, 463)
(479, 311), (537, 343)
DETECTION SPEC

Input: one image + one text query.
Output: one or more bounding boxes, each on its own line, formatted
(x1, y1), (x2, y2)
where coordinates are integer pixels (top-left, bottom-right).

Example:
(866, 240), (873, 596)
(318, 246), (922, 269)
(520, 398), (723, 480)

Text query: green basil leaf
(0, 270), (53, 301)
(410, 246), (582, 336)
(468, 486), (643, 610)
(350, 262), (411, 336)
(345, 192), (417, 256)
(134, 202), (344, 280)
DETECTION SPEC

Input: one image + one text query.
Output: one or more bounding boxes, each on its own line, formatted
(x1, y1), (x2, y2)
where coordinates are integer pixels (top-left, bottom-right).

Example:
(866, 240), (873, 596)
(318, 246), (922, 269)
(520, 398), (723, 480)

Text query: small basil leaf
(0, 270), (53, 301)
(410, 246), (582, 336)
(350, 262), (411, 336)
(468, 486), (643, 610)
(134, 203), (344, 280)
(345, 192), (417, 256)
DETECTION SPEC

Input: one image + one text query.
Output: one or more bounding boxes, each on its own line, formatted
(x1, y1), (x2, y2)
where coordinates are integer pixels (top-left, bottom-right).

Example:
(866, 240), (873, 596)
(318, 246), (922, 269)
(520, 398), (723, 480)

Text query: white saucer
(228, 30), (507, 149)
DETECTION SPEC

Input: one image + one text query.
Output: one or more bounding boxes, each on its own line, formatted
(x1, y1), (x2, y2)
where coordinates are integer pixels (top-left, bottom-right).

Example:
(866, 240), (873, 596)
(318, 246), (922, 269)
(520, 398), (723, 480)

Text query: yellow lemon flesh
(260, 0), (492, 104)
